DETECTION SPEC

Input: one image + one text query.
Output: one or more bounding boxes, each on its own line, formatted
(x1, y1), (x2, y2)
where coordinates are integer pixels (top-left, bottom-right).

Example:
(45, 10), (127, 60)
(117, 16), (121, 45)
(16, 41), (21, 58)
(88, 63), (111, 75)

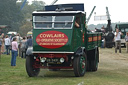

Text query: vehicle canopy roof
(32, 3), (85, 16)
(7, 31), (17, 35)
(33, 11), (85, 16)
(116, 23), (128, 28)
(45, 3), (84, 11)
(27, 31), (32, 34)
(115, 23), (128, 36)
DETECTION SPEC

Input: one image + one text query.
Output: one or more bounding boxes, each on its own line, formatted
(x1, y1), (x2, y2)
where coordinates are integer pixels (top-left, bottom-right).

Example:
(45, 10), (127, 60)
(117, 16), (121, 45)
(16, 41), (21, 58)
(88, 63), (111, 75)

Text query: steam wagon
(26, 4), (102, 77)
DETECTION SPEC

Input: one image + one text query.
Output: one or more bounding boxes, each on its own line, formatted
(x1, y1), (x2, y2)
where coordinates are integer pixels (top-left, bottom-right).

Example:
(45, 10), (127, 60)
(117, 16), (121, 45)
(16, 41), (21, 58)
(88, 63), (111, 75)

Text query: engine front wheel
(26, 55), (40, 77)
(73, 52), (87, 77)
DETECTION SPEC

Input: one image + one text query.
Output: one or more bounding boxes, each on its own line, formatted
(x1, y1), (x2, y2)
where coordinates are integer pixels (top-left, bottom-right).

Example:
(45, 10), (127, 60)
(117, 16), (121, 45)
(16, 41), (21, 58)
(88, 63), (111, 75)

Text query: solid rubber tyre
(91, 48), (99, 71)
(26, 55), (40, 77)
(86, 60), (91, 71)
(73, 52), (87, 77)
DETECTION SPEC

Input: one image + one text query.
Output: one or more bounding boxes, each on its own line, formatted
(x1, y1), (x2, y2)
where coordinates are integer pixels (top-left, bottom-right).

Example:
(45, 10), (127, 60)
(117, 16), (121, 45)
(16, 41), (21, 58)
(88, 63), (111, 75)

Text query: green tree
(19, 21), (32, 36)
(0, 0), (24, 33)
(18, 0), (45, 36)
(31, 0), (45, 10)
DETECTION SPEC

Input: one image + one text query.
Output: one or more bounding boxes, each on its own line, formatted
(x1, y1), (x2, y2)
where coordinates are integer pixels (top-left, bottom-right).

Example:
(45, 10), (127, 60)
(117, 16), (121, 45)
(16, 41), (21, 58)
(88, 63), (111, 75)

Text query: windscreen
(33, 16), (74, 29)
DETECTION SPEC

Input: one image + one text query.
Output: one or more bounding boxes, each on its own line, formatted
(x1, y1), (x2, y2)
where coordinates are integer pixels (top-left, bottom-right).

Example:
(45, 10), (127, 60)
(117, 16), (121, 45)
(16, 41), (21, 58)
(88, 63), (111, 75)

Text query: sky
(28, 0), (128, 25)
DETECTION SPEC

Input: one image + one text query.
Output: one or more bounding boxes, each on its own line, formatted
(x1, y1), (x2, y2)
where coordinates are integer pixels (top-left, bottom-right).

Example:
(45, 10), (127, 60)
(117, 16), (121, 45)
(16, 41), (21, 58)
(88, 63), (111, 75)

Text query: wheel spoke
(73, 52), (87, 77)
(80, 56), (86, 72)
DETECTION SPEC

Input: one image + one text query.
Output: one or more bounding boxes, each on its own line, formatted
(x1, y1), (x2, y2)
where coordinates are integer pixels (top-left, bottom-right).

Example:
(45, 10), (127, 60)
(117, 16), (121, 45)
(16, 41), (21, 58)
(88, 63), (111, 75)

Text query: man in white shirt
(115, 28), (123, 53)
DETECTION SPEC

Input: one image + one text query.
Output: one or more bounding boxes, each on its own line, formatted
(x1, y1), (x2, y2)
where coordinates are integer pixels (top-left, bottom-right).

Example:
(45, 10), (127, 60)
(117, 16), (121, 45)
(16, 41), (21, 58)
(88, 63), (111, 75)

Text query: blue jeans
(5, 45), (10, 55)
(101, 41), (104, 48)
(11, 50), (18, 66)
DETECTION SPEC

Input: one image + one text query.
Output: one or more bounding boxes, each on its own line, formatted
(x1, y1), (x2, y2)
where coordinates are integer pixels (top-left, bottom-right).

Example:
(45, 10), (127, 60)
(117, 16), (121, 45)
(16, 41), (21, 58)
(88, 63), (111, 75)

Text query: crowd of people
(100, 27), (128, 53)
(0, 33), (33, 66)
(95, 26), (128, 53)
(104, 28), (128, 53)
(0, 29), (128, 66)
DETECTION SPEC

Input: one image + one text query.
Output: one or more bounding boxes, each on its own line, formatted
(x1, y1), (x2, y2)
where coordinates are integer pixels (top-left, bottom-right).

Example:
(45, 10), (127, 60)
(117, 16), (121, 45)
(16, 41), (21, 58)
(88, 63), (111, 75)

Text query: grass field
(0, 48), (128, 85)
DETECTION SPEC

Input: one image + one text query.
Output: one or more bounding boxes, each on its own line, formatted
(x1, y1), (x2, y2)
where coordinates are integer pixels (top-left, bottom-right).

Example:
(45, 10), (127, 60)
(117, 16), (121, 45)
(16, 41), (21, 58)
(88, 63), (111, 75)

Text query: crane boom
(20, 0), (27, 10)
(86, 6), (96, 24)
(106, 7), (112, 32)
(106, 7), (110, 20)
(51, 0), (58, 5)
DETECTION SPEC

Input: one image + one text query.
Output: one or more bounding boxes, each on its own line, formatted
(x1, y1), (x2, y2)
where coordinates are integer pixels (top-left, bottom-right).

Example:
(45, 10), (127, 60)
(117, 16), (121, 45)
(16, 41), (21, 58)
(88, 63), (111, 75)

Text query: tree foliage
(0, 0), (24, 33)
(18, 0), (45, 36)
(0, 0), (45, 36)
(31, 1), (45, 11)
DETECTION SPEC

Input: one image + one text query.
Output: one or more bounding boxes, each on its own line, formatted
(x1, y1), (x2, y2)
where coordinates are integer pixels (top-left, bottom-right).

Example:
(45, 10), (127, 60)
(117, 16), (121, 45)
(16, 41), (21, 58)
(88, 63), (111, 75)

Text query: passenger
(125, 32), (128, 53)
(115, 28), (123, 53)
(11, 37), (18, 66)
(75, 21), (80, 28)
(75, 17), (80, 28)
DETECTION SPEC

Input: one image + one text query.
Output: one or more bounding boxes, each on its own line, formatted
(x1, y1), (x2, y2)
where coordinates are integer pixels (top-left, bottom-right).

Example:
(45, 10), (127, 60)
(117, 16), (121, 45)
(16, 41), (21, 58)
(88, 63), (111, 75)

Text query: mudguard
(75, 47), (85, 56)
(87, 46), (99, 61)
(26, 47), (33, 56)
(94, 46), (99, 60)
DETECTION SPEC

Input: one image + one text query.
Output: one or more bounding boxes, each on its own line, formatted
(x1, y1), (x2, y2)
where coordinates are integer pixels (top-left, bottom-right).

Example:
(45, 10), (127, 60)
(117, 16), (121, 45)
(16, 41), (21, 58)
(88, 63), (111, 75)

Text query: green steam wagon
(26, 4), (102, 77)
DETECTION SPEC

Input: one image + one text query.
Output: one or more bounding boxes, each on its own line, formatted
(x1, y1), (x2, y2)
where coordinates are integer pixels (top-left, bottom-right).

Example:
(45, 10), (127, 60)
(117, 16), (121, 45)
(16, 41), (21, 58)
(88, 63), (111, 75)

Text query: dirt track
(37, 48), (128, 85)
(99, 48), (128, 75)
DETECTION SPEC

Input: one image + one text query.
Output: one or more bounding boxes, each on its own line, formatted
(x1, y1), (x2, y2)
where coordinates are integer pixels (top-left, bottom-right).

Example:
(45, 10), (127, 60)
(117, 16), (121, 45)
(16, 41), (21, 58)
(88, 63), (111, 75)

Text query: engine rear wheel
(87, 60), (91, 71)
(26, 55), (40, 77)
(73, 52), (87, 77)
(91, 48), (99, 71)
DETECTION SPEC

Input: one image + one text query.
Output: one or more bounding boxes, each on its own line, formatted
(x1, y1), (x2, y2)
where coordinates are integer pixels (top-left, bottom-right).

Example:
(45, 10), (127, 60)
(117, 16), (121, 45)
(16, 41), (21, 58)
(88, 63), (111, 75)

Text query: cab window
(33, 16), (74, 29)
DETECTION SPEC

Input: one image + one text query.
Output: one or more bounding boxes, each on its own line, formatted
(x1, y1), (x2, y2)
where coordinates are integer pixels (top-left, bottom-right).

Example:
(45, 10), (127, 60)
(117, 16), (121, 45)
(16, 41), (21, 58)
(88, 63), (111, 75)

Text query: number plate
(46, 58), (59, 62)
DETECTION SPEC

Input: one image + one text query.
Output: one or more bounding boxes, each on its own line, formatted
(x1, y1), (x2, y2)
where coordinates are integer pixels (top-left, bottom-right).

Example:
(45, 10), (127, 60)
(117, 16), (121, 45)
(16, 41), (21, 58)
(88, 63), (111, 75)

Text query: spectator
(1, 33), (5, 54)
(15, 33), (21, 46)
(0, 36), (2, 55)
(11, 37), (18, 66)
(125, 32), (128, 53)
(26, 36), (32, 48)
(4, 35), (11, 55)
(115, 28), (123, 53)
(21, 37), (27, 58)
(101, 26), (105, 33)
(10, 33), (15, 41)
(9, 33), (15, 53)
(101, 38), (105, 48)
(15, 33), (22, 57)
